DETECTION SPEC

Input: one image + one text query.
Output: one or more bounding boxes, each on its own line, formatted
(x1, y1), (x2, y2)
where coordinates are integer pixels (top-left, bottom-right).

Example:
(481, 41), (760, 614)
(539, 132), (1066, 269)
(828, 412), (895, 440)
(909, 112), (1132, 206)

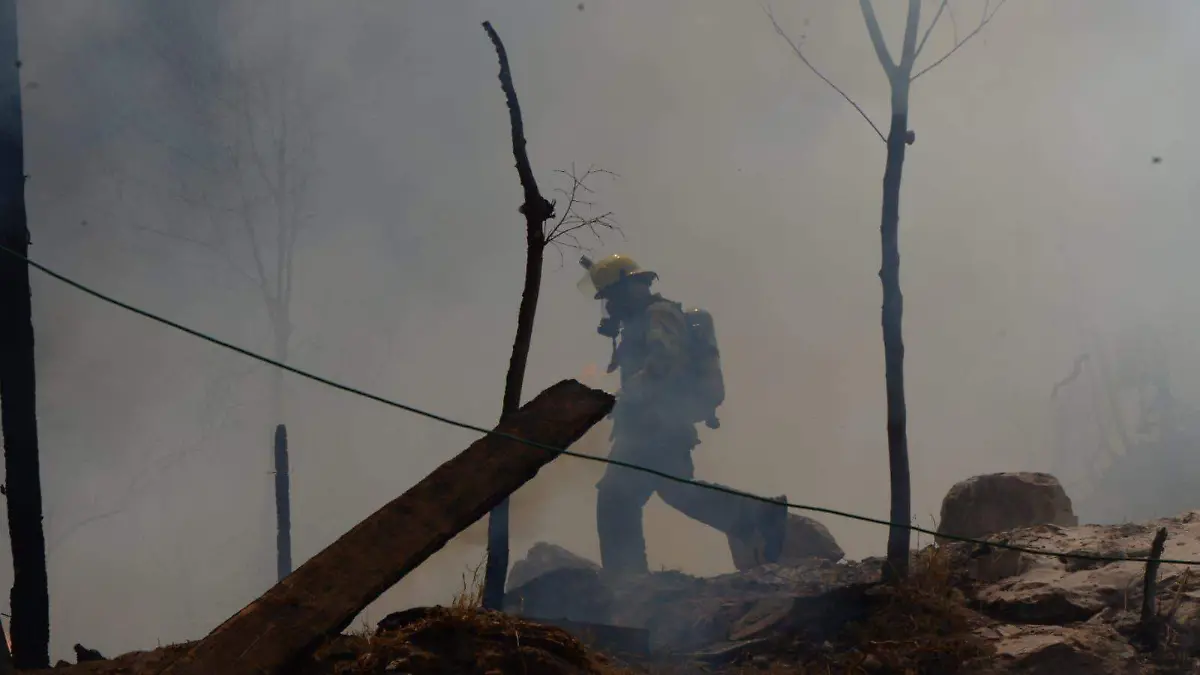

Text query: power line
(3, 243), (1197, 566)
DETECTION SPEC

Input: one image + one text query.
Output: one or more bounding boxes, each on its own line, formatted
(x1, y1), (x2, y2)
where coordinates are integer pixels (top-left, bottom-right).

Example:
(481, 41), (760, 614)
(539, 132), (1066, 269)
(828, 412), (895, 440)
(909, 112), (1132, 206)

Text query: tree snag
(0, 0), (49, 666)
(479, 22), (619, 611)
(274, 423), (291, 580)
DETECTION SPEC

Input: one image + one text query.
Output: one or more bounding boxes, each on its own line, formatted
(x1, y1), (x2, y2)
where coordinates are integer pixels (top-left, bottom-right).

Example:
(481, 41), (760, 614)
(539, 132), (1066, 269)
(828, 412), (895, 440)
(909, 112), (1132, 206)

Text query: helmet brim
(592, 270), (657, 299)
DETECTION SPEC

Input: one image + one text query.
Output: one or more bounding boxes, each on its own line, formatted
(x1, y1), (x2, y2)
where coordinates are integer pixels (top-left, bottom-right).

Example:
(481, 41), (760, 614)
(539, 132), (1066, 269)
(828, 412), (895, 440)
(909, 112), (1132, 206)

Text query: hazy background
(1, 0), (1198, 661)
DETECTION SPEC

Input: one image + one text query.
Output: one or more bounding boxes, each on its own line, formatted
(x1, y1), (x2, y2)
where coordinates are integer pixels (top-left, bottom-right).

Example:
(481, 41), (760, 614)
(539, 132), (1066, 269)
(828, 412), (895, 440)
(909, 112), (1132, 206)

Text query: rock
(33, 643), (195, 674)
(606, 560), (879, 653)
(727, 582), (876, 643)
(950, 511), (1200, 630)
(728, 596), (799, 641)
(507, 542), (600, 591)
(504, 567), (614, 624)
(986, 624), (1140, 674)
(780, 514), (844, 563)
(377, 606), (437, 635)
(73, 644), (105, 663)
(937, 473), (1078, 545)
(729, 514), (844, 570)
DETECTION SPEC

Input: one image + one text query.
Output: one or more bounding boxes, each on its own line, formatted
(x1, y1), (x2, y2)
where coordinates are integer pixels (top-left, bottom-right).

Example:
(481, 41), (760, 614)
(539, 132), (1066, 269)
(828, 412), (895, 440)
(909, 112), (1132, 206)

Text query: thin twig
(762, 3), (886, 143)
(946, 1), (961, 45)
(544, 163), (620, 258)
(913, 0), (949, 61)
(910, 0), (1009, 82)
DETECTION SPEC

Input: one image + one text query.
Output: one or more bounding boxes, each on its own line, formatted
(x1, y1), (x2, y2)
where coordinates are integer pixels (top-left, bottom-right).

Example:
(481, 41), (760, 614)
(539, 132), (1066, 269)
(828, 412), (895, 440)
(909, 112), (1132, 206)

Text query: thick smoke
(1, 0), (1198, 662)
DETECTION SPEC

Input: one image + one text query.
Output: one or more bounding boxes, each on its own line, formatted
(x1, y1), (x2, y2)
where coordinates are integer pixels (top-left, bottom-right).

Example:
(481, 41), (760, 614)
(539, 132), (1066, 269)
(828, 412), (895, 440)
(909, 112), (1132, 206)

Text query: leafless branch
(45, 356), (259, 556)
(946, 1), (961, 45)
(110, 168), (265, 288)
(897, 0), (923, 72)
(910, 0), (1009, 82)
(130, 222), (216, 253)
(45, 508), (130, 555)
(544, 163), (620, 255)
(762, 4), (886, 143)
(230, 154), (272, 299)
(858, 0), (898, 78)
(914, 0), (949, 61)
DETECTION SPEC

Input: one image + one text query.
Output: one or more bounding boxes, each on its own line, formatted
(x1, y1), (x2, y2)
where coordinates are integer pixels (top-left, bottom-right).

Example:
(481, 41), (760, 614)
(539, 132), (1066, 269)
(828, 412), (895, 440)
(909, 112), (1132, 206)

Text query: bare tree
(767, 0), (1007, 579)
(480, 21), (618, 610)
(129, 0), (319, 583)
(0, 0), (48, 667)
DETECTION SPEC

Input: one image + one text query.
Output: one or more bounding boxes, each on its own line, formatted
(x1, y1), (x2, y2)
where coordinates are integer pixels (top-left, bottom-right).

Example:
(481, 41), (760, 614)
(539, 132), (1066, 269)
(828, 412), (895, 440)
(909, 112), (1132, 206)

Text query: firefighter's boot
(726, 494), (789, 571)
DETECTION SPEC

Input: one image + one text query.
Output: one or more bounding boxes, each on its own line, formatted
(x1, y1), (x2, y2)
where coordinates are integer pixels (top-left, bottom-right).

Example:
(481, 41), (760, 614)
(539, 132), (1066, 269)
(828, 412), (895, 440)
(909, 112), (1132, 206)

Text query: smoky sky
(1, 0), (1198, 661)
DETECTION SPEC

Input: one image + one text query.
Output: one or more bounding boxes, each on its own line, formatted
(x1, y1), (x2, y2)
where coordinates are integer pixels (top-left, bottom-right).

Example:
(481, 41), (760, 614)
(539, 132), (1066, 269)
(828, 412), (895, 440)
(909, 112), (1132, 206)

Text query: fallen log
(159, 379), (614, 675)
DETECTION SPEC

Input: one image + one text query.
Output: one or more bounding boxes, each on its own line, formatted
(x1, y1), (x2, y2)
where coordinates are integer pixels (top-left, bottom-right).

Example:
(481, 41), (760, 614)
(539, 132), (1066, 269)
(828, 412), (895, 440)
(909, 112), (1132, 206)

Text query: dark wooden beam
(160, 379), (614, 675)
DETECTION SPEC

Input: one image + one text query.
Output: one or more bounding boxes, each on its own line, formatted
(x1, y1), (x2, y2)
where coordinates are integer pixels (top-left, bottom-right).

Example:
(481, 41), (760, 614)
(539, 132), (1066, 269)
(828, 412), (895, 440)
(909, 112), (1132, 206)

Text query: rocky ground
(498, 508), (1200, 674)
(26, 474), (1200, 674)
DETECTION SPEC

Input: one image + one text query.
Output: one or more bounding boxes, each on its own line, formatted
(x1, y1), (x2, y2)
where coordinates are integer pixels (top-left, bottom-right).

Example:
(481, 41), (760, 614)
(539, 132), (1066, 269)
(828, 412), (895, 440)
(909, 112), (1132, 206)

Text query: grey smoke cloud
(1, 0), (1198, 661)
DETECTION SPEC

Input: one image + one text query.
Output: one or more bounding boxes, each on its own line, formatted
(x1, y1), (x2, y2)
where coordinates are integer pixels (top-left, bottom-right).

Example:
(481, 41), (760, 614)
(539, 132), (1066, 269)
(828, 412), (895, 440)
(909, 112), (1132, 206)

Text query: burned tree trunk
(0, 0), (49, 667)
(858, 0), (920, 582)
(273, 423), (291, 580)
(879, 111), (912, 581)
(271, 309), (292, 582)
(481, 20), (556, 611)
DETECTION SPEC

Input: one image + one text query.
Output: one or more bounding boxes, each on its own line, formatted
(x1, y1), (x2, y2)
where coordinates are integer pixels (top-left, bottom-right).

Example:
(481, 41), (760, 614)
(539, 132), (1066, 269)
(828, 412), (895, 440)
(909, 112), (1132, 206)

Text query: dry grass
(386, 547), (992, 674)
(301, 547), (992, 674)
(836, 547), (993, 673)
(304, 555), (639, 675)
(36, 547), (999, 675)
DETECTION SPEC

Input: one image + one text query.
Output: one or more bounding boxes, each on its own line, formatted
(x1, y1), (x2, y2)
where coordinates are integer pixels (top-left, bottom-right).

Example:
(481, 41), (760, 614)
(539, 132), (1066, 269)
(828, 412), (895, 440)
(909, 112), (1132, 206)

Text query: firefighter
(578, 253), (788, 577)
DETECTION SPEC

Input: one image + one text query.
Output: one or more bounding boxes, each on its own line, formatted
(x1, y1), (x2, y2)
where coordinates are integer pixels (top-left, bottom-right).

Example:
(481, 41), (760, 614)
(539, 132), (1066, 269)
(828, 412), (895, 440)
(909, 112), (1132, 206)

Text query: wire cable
(3, 243), (1197, 566)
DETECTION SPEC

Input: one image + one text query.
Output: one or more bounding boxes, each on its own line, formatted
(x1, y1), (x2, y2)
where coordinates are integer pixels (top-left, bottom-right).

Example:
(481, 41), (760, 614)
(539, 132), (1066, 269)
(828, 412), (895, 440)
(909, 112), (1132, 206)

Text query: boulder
(504, 566), (614, 624)
(937, 473), (1078, 545)
(729, 514), (844, 571)
(507, 541), (600, 591)
(779, 514), (845, 563)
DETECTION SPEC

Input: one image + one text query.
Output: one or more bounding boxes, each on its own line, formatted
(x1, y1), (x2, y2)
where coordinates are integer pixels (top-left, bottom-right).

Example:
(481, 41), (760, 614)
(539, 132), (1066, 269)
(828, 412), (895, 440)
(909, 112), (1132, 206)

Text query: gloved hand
(597, 316), (621, 338)
(617, 371), (651, 406)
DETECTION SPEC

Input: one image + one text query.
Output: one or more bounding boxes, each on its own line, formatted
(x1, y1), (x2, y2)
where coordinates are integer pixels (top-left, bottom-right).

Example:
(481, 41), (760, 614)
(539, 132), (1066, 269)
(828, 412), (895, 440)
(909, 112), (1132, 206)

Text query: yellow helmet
(578, 254), (657, 298)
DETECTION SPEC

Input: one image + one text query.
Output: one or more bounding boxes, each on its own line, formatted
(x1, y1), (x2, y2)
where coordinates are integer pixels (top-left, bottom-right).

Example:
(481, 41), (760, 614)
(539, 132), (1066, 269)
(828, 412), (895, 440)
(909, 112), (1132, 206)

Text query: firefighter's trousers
(595, 427), (764, 577)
